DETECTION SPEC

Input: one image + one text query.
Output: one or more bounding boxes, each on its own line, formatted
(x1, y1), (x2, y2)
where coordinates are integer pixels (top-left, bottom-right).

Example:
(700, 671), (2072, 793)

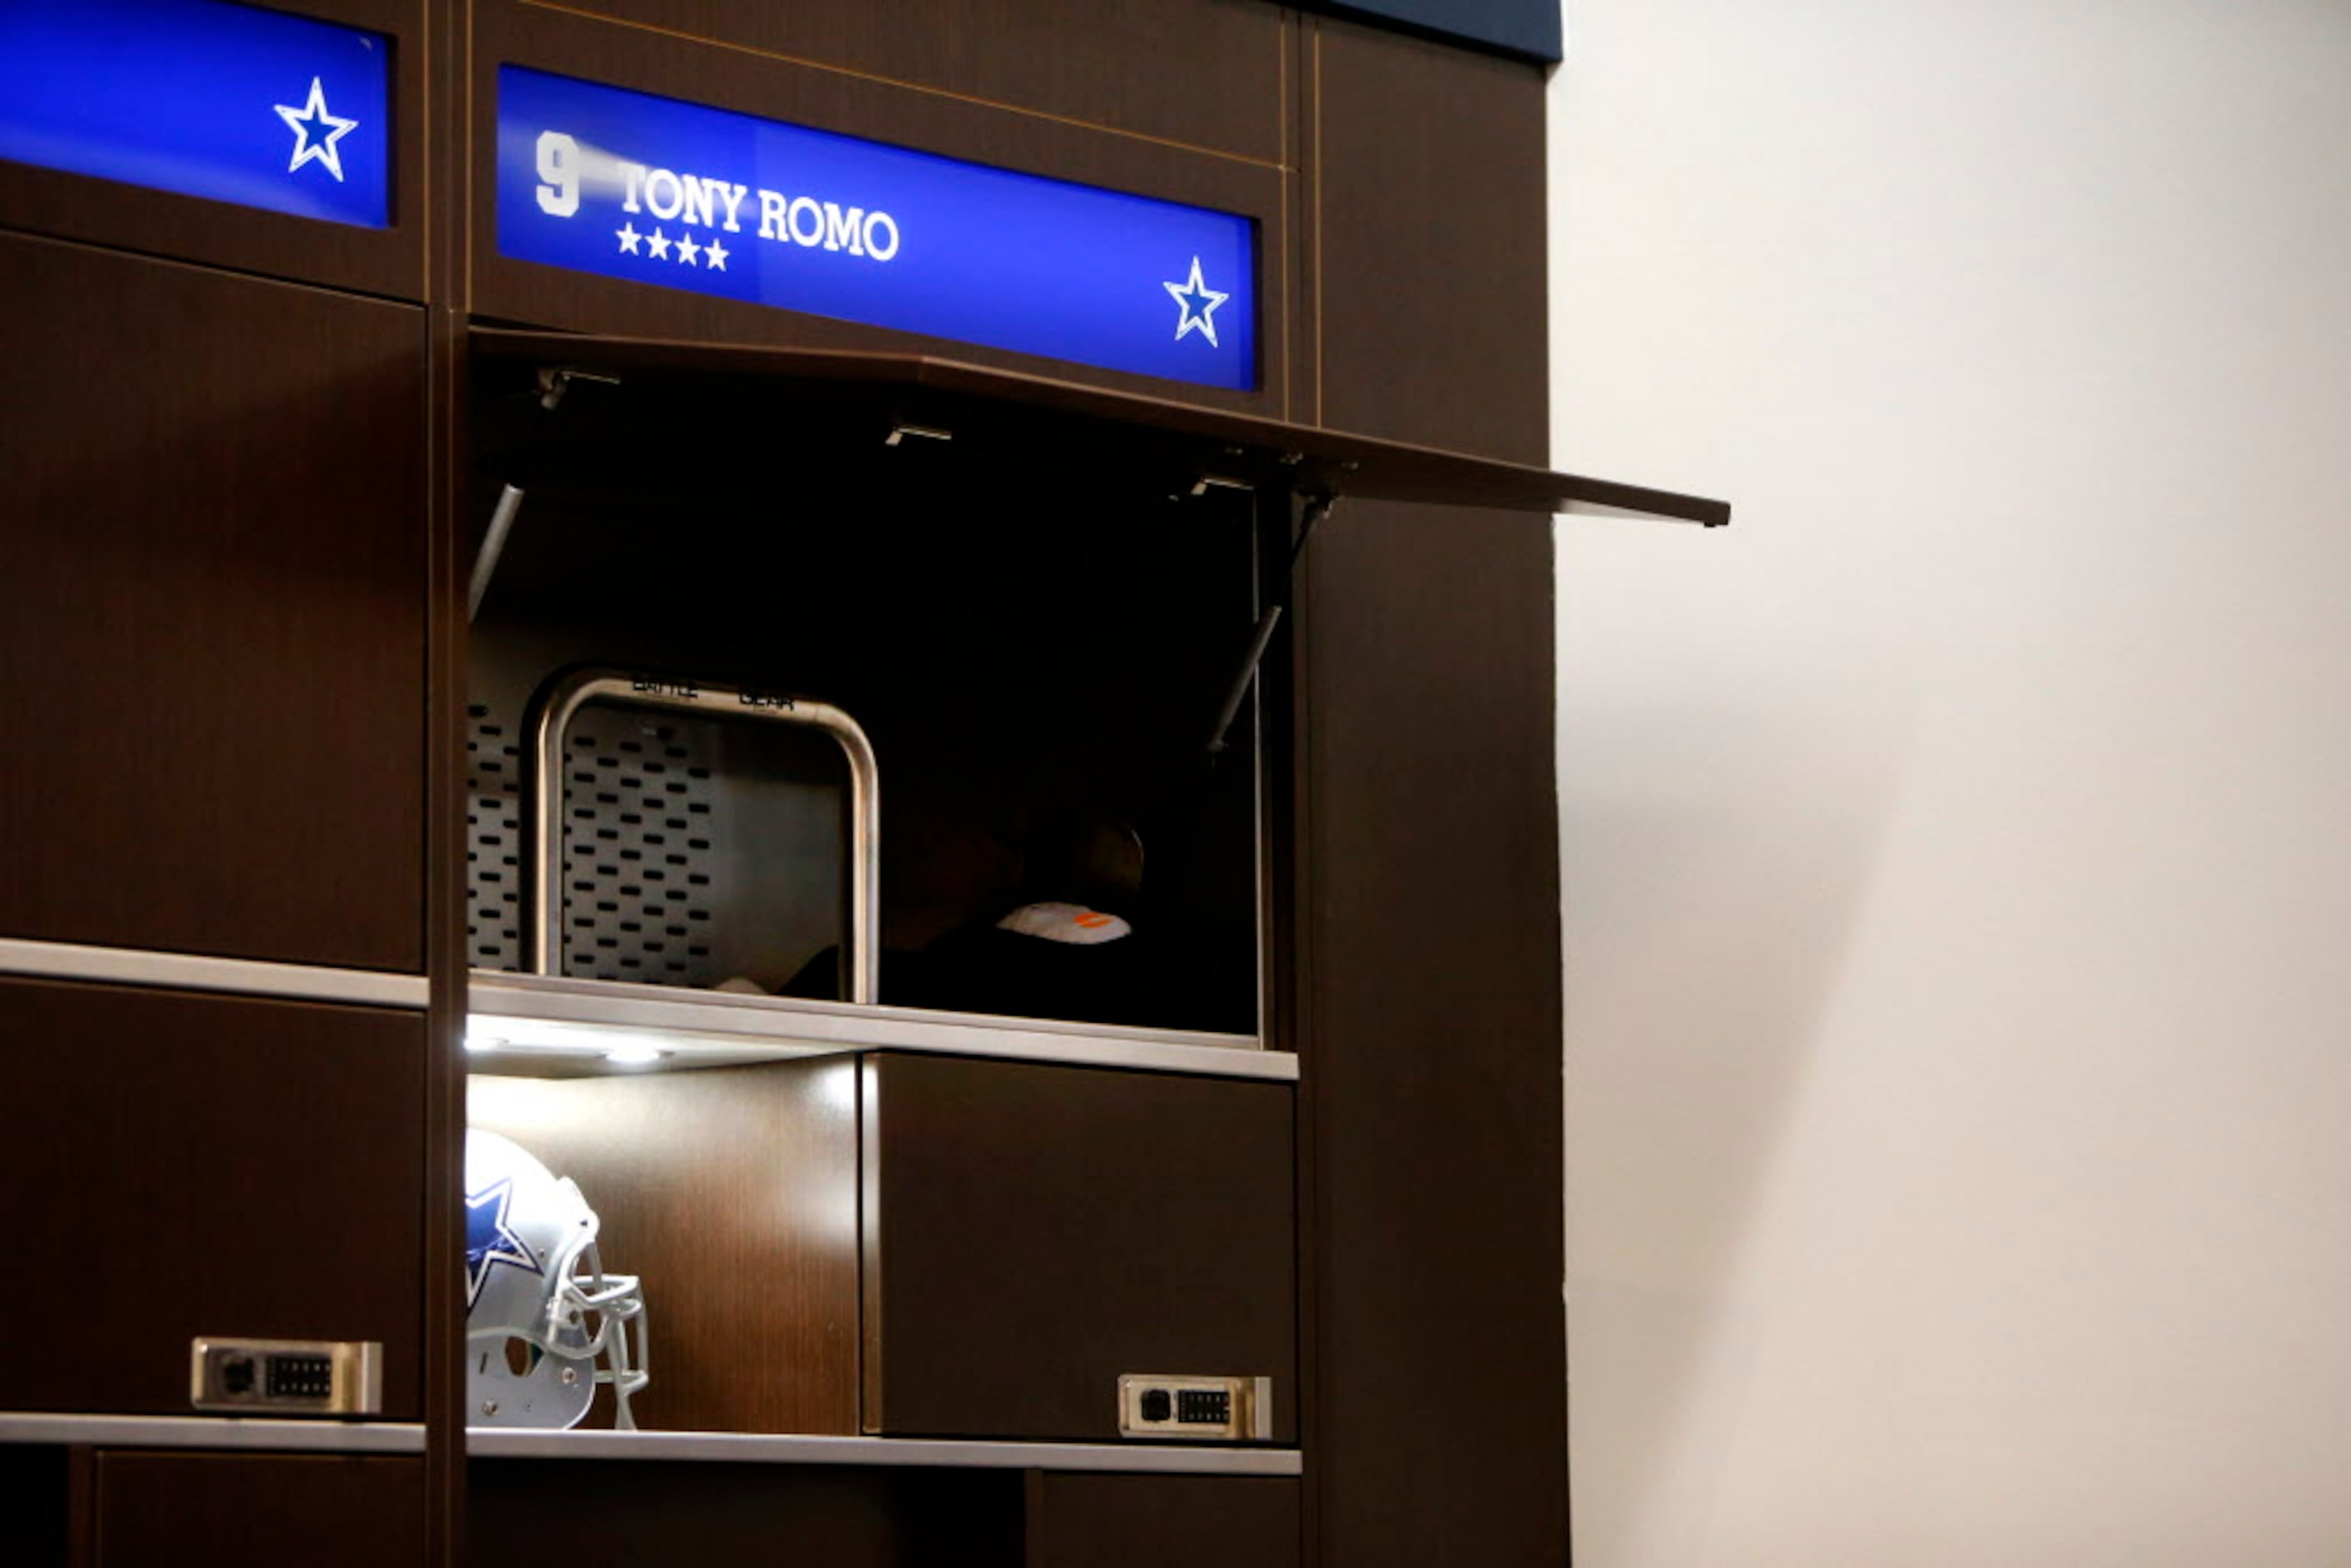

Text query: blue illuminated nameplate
(0, 0), (391, 229)
(497, 68), (1258, 392)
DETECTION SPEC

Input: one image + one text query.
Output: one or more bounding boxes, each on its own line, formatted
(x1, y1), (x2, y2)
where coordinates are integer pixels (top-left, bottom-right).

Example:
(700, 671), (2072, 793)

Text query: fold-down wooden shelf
(468, 326), (1731, 525)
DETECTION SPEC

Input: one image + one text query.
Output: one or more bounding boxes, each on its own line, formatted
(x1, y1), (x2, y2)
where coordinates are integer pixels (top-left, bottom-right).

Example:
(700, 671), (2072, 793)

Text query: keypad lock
(1117, 1373), (1272, 1441)
(190, 1338), (382, 1417)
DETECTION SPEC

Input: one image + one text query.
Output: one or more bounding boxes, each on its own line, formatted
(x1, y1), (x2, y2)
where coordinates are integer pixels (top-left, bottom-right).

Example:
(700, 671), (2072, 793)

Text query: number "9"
(536, 131), (580, 218)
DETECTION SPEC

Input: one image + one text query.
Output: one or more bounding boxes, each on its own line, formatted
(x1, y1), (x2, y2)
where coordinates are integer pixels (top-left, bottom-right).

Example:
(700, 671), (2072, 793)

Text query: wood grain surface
(0, 231), (429, 972)
(507, 0), (1293, 163)
(1297, 498), (1570, 1567)
(1293, 23), (1568, 1565)
(470, 1457), (1021, 1565)
(0, 978), (428, 1419)
(467, 1060), (864, 1434)
(1026, 1471), (1301, 1568)
(863, 1054), (1297, 1442)
(1310, 20), (1550, 463)
(90, 1453), (426, 1568)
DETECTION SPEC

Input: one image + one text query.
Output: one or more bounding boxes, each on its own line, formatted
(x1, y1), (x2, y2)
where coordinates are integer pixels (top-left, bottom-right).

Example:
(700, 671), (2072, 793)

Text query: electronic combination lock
(1117, 1373), (1272, 1441)
(190, 1338), (383, 1417)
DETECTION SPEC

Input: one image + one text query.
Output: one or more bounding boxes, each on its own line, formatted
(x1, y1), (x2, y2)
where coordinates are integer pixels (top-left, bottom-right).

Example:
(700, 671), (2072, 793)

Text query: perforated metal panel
(552, 710), (725, 984)
(470, 704), (720, 983)
(467, 695), (846, 992)
(465, 706), (523, 973)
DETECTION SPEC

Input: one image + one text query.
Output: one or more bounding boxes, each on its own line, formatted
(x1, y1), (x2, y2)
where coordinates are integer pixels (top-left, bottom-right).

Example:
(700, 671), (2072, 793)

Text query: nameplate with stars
(0, 0), (390, 229)
(497, 68), (1259, 392)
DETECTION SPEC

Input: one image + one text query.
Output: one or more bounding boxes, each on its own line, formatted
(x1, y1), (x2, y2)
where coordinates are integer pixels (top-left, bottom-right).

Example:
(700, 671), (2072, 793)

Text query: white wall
(1549, 3), (2351, 1563)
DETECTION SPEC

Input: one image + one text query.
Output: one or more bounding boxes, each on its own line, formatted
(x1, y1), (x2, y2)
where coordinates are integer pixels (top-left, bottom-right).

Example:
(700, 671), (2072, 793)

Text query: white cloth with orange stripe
(994, 901), (1133, 945)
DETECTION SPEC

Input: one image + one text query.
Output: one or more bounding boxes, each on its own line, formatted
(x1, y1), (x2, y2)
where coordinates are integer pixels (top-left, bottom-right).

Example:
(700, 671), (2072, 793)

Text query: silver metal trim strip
(0, 938), (429, 1009)
(468, 972), (1297, 1081)
(0, 1414), (426, 1453)
(467, 1428), (1302, 1474)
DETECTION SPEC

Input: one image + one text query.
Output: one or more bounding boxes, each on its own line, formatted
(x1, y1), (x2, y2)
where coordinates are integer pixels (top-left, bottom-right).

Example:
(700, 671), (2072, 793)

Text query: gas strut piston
(522, 670), (881, 1004)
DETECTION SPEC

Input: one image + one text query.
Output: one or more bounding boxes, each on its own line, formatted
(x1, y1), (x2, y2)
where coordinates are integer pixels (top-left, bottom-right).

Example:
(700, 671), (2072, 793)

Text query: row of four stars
(617, 223), (731, 270)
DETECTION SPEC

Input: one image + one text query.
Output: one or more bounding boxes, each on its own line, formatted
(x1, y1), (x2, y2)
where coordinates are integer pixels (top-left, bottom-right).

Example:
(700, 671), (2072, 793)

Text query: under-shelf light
(463, 1020), (675, 1064)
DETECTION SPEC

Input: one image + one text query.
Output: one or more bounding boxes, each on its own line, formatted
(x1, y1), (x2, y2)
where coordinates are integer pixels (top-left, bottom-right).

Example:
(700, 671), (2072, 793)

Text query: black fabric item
(782, 924), (1250, 1034)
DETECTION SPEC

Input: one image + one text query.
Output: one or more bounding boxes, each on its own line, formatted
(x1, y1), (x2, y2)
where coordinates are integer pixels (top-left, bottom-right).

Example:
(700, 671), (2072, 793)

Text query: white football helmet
(464, 1128), (649, 1429)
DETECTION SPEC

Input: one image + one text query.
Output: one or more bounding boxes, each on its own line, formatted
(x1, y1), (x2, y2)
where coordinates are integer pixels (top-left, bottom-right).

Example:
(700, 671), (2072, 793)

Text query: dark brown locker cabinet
(470, 1459), (1022, 1567)
(1296, 24), (1572, 1568)
(0, 229), (428, 974)
(0, 977), (427, 1418)
(862, 1055), (1296, 1444)
(467, 1059), (864, 1437)
(1025, 1473), (1300, 1568)
(88, 1452), (425, 1568)
(470, 1053), (1294, 1445)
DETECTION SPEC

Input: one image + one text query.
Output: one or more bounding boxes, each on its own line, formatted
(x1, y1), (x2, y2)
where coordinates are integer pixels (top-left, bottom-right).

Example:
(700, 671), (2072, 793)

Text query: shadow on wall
(1560, 655), (1919, 1565)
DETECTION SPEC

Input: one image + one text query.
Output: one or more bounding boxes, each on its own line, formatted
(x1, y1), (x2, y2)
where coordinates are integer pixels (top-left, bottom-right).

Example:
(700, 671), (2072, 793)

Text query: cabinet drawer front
(0, 978), (426, 1418)
(1028, 1473), (1300, 1568)
(93, 1452), (425, 1568)
(863, 1054), (1296, 1442)
(0, 230), (427, 973)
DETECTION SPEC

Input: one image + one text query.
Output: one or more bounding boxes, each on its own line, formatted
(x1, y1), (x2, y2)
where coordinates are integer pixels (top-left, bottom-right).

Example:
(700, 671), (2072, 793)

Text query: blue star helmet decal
(1163, 256), (1230, 349)
(465, 1175), (543, 1310)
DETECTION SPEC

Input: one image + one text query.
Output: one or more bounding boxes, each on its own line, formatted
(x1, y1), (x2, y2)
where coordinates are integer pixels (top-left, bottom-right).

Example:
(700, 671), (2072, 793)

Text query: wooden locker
(1297, 20), (1569, 1568)
(862, 1055), (1296, 1444)
(1025, 1472), (1300, 1568)
(0, 978), (427, 1419)
(0, 230), (428, 973)
(88, 1453), (425, 1568)
(469, 1459), (1021, 1566)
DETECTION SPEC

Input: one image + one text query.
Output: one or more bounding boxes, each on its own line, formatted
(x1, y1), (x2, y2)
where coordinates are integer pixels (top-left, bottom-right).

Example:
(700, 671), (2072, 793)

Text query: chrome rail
(523, 670), (880, 1004)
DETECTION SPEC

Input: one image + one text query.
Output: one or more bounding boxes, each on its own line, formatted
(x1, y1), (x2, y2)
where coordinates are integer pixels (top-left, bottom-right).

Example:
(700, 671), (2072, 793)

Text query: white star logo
(274, 77), (358, 184)
(704, 237), (731, 272)
(677, 235), (701, 267)
(646, 228), (672, 260)
(616, 222), (643, 255)
(1163, 256), (1229, 349)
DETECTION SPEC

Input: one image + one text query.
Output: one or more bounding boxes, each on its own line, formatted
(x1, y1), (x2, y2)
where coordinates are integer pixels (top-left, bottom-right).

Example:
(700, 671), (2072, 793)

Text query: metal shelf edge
(467, 971), (1298, 1080)
(0, 1413), (427, 1453)
(467, 1427), (1302, 1474)
(0, 938), (429, 1010)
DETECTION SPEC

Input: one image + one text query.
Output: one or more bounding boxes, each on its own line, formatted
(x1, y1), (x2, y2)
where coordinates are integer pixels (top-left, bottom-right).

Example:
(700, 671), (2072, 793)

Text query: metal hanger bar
(523, 670), (882, 1007)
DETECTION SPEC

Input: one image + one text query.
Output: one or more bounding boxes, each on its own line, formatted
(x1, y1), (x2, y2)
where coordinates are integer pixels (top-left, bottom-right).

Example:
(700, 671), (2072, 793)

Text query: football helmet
(464, 1128), (649, 1430)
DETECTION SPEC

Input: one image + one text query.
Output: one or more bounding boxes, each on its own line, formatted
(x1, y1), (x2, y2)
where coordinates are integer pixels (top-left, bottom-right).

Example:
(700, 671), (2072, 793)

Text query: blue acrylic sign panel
(0, 0), (391, 229)
(497, 68), (1259, 392)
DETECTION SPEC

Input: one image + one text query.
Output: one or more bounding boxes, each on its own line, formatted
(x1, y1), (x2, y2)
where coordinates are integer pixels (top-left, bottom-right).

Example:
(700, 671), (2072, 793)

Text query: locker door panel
(862, 1055), (1295, 1442)
(0, 978), (425, 1418)
(1027, 1473), (1301, 1568)
(0, 229), (427, 973)
(92, 1453), (424, 1568)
